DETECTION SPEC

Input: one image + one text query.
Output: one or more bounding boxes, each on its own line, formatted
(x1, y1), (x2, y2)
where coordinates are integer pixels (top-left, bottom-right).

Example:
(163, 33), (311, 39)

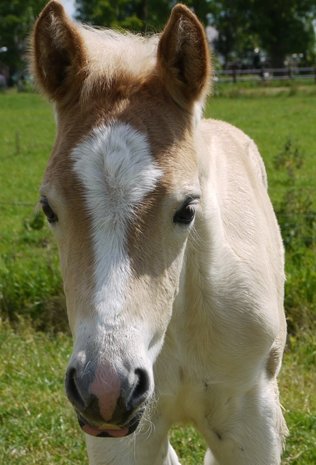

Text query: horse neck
(173, 230), (213, 330)
(167, 135), (215, 363)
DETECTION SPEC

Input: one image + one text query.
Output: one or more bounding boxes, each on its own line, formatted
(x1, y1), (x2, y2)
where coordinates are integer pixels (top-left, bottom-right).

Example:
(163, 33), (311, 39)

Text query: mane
(78, 25), (159, 98)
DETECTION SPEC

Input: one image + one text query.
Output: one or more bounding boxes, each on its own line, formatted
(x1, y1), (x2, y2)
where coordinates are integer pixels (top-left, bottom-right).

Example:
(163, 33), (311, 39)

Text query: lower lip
(81, 421), (129, 438)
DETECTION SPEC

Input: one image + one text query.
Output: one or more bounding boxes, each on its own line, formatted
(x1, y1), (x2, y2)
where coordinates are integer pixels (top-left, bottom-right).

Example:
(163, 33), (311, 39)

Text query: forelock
(78, 26), (159, 99)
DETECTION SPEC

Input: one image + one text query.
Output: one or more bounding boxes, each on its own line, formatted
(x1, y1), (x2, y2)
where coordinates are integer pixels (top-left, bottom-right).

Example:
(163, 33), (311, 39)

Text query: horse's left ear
(157, 4), (211, 109)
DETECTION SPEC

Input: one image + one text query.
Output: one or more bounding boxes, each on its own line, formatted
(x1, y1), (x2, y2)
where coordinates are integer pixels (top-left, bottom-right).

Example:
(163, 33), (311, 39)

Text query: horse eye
(173, 200), (198, 225)
(40, 198), (58, 224)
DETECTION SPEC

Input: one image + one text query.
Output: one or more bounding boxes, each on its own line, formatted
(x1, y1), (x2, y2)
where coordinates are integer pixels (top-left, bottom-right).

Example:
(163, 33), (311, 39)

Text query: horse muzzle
(65, 357), (151, 438)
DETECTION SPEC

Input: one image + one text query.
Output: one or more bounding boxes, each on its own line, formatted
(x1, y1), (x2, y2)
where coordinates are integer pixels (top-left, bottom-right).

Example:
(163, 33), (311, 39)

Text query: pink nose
(65, 359), (150, 436)
(89, 364), (121, 421)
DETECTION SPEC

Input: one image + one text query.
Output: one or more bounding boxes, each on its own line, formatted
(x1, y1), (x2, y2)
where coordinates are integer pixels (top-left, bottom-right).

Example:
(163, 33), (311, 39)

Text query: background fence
(216, 66), (316, 83)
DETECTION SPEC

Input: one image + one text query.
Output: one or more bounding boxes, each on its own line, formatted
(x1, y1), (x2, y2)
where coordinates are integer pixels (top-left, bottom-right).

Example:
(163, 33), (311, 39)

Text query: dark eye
(40, 197), (58, 224)
(173, 198), (199, 225)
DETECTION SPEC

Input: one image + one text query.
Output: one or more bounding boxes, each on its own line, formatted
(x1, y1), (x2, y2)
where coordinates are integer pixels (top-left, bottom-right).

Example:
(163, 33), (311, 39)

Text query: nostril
(128, 368), (150, 410)
(65, 367), (85, 409)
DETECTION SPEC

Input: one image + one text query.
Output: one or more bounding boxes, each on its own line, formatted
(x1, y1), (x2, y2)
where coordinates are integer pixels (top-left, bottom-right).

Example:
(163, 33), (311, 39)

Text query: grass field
(0, 90), (315, 464)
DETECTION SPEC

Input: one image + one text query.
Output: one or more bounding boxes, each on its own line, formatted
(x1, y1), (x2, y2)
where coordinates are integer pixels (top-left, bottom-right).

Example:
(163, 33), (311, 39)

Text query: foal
(32, 2), (287, 464)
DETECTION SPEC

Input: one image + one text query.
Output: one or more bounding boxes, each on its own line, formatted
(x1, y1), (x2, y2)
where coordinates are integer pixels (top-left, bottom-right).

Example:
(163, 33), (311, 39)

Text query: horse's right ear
(31, 0), (86, 101)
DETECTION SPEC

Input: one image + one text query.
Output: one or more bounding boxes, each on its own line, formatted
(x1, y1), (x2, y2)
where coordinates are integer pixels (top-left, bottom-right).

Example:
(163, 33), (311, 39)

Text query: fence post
(232, 68), (237, 83)
(260, 67), (265, 82)
(232, 63), (238, 84)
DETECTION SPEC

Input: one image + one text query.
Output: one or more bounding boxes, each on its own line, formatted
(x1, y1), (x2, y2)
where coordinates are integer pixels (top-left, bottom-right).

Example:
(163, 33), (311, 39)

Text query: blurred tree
(0, 1), (47, 83)
(75, 0), (116, 26)
(206, 1), (253, 66)
(75, 0), (216, 30)
(75, 0), (170, 31)
(208, 0), (316, 67)
(246, 0), (316, 67)
(3, 0), (311, 78)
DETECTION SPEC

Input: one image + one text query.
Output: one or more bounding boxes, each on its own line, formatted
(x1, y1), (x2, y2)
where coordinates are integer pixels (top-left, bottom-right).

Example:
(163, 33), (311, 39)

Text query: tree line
(0, 0), (315, 81)
(75, 0), (315, 68)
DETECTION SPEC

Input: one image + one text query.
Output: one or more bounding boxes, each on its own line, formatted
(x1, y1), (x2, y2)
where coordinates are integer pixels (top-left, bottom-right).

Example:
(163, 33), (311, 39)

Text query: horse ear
(31, 0), (86, 101)
(157, 4), (211, 109)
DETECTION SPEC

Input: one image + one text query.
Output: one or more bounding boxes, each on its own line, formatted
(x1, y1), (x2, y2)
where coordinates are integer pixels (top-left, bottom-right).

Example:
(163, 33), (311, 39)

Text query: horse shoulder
(200, 118), (268, 189)
(193, 118), (286, 369)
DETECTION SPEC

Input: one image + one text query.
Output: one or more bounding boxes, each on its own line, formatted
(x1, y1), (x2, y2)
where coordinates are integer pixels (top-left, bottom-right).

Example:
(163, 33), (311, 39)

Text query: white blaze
(72, 123), (162, 323)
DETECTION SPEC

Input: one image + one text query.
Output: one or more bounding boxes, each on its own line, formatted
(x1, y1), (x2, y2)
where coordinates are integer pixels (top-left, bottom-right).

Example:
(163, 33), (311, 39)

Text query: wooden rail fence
(215, 67), (316, 83)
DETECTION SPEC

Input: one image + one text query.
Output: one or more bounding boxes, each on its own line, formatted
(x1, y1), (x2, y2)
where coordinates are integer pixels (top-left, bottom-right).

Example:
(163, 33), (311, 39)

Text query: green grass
(0, 322), (85, 464)
(0, 92), (55, 231)
(0, 92), (64, 330)
(0, 90), (315, 464)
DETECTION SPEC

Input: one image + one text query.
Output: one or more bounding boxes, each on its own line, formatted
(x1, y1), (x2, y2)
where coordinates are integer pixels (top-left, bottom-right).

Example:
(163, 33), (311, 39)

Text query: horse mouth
(77, 411), (142, 438)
